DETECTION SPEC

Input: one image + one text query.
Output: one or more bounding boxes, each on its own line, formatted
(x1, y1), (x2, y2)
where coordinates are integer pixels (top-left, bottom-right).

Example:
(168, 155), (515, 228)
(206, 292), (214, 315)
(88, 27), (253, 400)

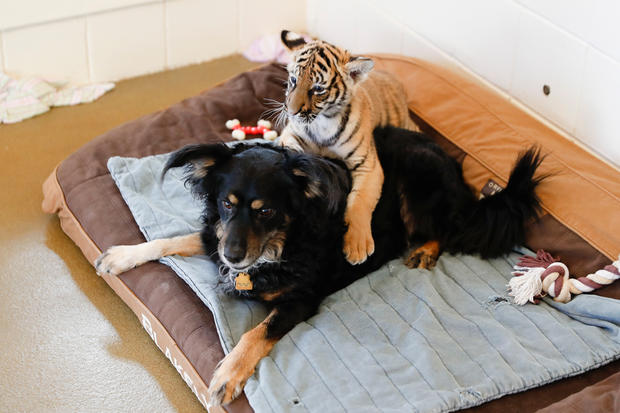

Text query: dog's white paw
(95, 245), (144, 276)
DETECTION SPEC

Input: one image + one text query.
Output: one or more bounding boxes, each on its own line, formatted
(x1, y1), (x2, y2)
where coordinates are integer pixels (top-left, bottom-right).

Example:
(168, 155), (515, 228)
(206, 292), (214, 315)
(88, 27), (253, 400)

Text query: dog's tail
(445, 147), (546, 258)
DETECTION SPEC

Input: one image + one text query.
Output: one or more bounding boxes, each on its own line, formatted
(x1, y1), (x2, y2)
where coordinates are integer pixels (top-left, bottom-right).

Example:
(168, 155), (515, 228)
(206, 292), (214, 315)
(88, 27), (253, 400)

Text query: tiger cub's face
(281, 30), (374, 124)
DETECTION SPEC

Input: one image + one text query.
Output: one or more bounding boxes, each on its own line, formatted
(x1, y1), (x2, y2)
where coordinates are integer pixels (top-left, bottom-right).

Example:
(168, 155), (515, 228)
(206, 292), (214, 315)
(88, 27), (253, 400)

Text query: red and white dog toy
(225, 119), (278, 141)
(508, 249), (620, 305)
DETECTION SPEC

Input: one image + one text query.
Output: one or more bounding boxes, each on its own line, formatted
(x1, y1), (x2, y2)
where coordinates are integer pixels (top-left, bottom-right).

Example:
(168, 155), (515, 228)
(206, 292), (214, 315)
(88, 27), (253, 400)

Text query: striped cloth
(0, 73), (114, 124)
(108, 151), (620, 413)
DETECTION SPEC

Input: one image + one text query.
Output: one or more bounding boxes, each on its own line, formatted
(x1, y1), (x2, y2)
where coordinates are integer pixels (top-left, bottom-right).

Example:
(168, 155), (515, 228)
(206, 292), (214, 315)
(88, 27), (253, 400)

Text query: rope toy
(508, 250), (620, 305)
(225, 119), (278, 141)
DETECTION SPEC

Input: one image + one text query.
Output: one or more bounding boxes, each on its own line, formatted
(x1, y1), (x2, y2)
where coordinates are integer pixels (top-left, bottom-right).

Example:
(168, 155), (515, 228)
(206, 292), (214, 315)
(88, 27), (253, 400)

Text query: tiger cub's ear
(346, 56), (375, 83)
(281, 30), (307, 51)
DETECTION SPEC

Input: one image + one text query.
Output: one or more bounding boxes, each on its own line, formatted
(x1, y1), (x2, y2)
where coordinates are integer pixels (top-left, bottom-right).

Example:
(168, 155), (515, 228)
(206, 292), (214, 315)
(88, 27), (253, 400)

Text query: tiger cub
(279, 30), (420, 264)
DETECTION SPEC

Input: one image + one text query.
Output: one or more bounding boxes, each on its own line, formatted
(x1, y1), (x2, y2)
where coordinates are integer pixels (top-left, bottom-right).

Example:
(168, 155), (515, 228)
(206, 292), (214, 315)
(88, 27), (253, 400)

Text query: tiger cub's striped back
(279, 30), (419, 265)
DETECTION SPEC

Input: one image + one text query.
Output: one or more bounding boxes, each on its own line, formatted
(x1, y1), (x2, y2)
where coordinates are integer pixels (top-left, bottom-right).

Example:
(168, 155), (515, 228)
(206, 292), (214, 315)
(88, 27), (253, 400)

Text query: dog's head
(163, 143), (350, 272)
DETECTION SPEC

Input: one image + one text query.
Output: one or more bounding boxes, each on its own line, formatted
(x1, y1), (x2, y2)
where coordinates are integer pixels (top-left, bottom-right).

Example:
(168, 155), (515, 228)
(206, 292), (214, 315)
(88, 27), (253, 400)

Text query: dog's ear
(285, 153), (349, 214)
(162, 143), (232, 181)
(281, 30), (307, 51)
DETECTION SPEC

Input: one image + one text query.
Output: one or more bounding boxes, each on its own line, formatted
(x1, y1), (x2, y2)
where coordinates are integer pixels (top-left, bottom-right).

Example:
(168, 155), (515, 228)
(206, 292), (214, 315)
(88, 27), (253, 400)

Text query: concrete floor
(0, 55), (260, 413)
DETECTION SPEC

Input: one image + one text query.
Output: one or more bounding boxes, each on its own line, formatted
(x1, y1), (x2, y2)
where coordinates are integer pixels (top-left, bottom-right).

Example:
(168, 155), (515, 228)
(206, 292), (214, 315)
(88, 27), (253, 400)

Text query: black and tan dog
(95, 126), (544, 406)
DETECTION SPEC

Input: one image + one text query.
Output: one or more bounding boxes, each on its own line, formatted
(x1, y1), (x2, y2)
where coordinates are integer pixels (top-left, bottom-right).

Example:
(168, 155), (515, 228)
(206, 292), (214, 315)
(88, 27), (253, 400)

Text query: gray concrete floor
(0, 55), (260, 413)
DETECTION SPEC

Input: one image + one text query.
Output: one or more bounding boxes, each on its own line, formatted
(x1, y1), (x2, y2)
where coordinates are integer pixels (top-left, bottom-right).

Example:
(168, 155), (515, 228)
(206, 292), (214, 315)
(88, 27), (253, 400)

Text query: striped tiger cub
(279, 30), (420, 265)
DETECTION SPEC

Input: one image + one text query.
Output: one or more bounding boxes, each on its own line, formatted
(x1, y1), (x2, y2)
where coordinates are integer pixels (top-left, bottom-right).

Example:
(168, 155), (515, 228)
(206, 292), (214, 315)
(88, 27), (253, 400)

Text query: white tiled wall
(0, 32), (4, 73)
(307, 0), (620, 167)
(576, 49), (620, 166)
(238, 0), (307, 50)
(2, 0), (617, 166)
(3, 18), (90, 84)
(0, 0), (156, 31)
(87, 4), (166, 82)
(511, 9), (587, 132)
(0, 0), (307, 84)
(165, 0), (238, 68)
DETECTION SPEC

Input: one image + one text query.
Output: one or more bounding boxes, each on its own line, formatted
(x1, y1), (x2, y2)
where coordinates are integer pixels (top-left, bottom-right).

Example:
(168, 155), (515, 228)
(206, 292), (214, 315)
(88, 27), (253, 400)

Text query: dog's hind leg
(95, 232), (204, 276)
(405, 240), (441, 270)
(398, 191), (441, 270)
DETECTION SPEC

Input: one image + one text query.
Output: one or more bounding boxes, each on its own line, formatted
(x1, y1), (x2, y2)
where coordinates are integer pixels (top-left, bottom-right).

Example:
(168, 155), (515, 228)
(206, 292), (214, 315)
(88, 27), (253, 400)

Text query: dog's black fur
(163, 126), (545, 340)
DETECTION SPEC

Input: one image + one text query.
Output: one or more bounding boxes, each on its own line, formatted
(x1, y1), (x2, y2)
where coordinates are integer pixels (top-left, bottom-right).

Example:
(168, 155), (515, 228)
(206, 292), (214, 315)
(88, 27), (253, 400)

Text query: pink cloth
(243, 33), (311, 64)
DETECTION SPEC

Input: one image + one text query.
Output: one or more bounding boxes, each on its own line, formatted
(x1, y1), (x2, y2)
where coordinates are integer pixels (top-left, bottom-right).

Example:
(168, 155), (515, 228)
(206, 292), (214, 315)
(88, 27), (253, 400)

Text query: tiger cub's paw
(343, 220), (375, 265)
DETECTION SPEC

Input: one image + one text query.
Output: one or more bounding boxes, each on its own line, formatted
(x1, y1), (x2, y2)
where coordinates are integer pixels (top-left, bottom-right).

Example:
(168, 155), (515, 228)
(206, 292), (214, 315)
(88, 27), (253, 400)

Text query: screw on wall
(543, 84), (551, 96)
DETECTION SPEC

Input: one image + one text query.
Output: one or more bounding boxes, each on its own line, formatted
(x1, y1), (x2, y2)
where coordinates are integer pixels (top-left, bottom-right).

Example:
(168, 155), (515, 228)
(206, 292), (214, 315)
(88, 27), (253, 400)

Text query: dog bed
(42, 55), (620, 412)
(106, 149), (619, 412)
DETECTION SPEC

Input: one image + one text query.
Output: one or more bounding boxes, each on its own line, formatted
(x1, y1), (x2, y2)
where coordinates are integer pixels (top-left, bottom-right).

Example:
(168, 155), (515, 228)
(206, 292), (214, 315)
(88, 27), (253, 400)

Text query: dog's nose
(224, 245), (245, 264)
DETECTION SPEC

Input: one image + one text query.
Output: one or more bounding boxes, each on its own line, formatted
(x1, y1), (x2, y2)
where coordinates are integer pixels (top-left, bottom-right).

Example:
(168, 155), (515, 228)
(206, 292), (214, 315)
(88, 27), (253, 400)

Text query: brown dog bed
(42, 55), (620, 412)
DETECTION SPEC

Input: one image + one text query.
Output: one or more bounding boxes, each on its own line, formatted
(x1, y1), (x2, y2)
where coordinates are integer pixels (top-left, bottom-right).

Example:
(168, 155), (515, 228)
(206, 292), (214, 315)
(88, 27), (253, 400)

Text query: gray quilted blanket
(108, 150), (620, 413)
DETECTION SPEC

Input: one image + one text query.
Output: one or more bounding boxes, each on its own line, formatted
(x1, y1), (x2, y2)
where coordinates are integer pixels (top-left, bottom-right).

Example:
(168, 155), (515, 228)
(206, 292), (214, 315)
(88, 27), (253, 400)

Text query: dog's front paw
(208, 353), (253, 406)
(95, 245), (143, 276)
(343, 219), (375, 265)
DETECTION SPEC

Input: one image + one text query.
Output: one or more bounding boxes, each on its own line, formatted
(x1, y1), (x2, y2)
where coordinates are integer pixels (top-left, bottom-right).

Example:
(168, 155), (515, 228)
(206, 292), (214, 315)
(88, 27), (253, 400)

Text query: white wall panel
(0, 32), (4, 72)
(575, 49), (620, 165)
(165, 0), (238, 68)
(401, 28), (454, 69)
(369, 0), (409, 27)
(588, 0), (620, 62)
(514, 0), (594, 40)
(372, 0), (519, 91)
(238, 0), (306, 50)
(355, 3), (403, 55)
(0, 0), (157, 31)
(307, 0), (620, 166)
(398, 0), (463, 56)
(306, 0), (320, 38)
(3, 18), (89, 84)
(444, 0), (520, 92)
(0, 0), (306, 84)
(312, 0), (358, 52)
(511, 10), (587, 132)
(87, 3), (166, 81)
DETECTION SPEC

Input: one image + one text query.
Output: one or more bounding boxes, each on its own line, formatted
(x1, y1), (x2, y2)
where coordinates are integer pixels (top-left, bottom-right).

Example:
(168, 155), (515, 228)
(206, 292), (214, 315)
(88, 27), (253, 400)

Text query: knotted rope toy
(225, 119), (278, 141)
(508, 250), (620, 305)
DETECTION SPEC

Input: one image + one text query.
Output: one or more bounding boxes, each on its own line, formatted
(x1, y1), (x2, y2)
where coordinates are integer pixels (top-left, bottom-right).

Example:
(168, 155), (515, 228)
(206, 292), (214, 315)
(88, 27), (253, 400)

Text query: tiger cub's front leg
(404, 116), (421, 133)
(278, 126), (305, 153)
(343, 147), (383, 264)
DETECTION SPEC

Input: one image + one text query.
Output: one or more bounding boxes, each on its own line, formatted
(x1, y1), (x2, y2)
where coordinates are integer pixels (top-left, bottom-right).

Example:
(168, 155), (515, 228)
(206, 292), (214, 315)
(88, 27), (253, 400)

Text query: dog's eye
(222, 200), (233, 210)
(258, 208), (274, 218)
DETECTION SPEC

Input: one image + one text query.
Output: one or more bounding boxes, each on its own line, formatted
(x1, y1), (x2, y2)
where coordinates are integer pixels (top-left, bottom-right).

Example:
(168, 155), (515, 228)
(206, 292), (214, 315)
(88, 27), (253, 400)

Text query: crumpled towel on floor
(0, 73), (114, 124)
